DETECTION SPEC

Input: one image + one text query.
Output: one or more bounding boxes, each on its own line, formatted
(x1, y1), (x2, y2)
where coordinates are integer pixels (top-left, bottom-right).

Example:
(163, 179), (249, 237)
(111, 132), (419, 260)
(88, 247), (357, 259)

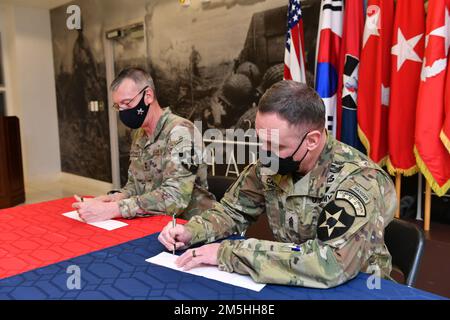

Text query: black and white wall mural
(50, 0), (320, 182)
(51, 1), (112, 182)
(146, 0), (319, 131)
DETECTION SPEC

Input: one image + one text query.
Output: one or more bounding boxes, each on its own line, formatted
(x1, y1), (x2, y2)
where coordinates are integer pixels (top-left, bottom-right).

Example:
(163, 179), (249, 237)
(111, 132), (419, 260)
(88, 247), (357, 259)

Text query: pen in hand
(172, 214), (176, 255)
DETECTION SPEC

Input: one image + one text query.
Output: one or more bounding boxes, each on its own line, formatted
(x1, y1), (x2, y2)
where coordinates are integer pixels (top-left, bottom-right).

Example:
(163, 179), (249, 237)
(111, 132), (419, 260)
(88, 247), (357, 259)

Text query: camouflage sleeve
(184, 163), (266, 245)
(216, 168), (397, 288)
(119, 167), (139, 198)
(119, 130), (142, 198)
(118, 125), (202, 219)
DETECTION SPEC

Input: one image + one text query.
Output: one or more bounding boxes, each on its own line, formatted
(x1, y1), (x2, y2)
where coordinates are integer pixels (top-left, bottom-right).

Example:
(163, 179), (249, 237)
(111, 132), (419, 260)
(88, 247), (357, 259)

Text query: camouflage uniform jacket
(118, 108), (214, 220)
(185, 134), (397, 288)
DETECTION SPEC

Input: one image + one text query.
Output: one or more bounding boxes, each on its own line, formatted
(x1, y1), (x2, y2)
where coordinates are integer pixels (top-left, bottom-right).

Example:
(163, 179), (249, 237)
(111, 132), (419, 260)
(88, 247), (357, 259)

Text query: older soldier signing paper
(158, 80), (397, 288)
(72, 67), (214, 222)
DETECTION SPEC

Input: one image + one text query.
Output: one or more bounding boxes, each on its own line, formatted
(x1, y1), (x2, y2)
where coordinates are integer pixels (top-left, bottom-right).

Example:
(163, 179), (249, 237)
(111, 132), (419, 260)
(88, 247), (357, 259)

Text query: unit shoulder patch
(317, 189), (368, 242)
(175, 142), (200, 174)
(317, 201), (355, 242)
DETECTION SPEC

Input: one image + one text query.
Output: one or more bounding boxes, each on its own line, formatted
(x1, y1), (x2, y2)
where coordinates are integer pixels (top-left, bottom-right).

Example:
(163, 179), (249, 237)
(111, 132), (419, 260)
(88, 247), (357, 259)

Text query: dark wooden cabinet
(0, 116), (25, 208)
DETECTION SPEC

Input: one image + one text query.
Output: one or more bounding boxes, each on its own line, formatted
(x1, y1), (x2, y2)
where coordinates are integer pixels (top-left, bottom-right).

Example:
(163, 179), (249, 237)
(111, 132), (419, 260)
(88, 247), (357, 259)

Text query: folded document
(146, 252), (266, 292)
(62, 211), (128, 231)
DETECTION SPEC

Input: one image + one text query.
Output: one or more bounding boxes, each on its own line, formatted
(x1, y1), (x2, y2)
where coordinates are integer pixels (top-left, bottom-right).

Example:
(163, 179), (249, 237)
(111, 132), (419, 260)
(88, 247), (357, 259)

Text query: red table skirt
(0, 197), (186, 279)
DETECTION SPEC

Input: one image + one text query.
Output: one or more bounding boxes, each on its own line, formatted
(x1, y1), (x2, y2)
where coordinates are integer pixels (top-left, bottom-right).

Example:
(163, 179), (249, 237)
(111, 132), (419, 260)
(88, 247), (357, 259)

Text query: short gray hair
(110, 67), (156, 93)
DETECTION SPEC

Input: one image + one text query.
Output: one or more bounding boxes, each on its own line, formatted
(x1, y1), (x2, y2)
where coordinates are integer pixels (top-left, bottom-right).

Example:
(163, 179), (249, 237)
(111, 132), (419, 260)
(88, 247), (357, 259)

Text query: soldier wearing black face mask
(72, 68), (215, 223)
(259, 130), (310, 176)
(158, 80), (397, 290)
(117, 85), (151, 129)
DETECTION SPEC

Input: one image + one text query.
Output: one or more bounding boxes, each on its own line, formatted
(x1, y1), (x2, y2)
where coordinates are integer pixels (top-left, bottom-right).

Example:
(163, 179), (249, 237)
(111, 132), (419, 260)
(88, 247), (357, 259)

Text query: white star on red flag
(426, 6), (450, 51)
(391, 28), (423, 71)
(363, 5), (381, 47)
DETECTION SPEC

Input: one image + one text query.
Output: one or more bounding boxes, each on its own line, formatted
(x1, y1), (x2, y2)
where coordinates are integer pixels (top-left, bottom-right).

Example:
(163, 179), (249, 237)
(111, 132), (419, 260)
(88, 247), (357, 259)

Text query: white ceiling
(0, 0), (72, 9)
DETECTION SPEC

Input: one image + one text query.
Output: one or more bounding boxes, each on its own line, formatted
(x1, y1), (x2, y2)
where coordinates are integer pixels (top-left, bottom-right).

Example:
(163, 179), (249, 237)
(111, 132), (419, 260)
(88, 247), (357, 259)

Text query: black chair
(384, 218), (425, 287)
(207, 175), (236, 201)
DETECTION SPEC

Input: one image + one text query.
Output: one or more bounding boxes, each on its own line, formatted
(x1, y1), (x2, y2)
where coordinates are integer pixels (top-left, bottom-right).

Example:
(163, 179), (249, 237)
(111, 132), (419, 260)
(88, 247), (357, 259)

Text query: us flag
(284, 0), (307, 83)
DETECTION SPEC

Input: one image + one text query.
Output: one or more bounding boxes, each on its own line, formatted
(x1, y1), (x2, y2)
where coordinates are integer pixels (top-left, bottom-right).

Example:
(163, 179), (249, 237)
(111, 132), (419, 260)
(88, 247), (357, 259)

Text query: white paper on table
(62, 211), (128, 231)
(146, 252), (266, 292)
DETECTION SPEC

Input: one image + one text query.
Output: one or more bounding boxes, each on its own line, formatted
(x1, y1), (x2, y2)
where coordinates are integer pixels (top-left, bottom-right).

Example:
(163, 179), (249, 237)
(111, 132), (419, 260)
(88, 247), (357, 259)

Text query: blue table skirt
(0, 233), (445, 300)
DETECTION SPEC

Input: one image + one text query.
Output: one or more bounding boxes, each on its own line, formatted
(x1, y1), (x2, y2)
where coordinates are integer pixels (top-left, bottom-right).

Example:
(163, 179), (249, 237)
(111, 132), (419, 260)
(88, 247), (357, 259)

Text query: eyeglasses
(112, 85), (149, 111)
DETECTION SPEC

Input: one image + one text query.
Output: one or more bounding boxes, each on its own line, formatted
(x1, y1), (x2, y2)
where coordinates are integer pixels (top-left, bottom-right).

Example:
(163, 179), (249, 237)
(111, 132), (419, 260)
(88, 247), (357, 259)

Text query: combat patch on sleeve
(177, 142), (200, 174)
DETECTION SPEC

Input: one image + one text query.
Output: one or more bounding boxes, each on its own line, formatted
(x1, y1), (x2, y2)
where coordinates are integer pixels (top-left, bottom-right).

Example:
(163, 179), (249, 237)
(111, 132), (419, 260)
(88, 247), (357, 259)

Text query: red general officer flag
(358, 0), (394, 165)
(441, 55), (450, 153)
(415, 0), (450, 196)
(387, 0), (425, 176)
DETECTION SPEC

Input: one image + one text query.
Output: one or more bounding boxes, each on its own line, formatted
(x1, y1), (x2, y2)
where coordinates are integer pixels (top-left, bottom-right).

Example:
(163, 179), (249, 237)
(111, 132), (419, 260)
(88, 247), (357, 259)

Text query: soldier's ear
(305, 130), (322, 151)
(144, 88), (156, 105)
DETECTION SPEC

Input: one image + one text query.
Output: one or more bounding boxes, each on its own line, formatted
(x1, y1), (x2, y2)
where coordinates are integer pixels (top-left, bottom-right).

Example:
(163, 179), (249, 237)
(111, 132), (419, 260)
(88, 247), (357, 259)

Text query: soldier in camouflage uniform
(158, 80), (397, 289)
(73, 68), (214, 222)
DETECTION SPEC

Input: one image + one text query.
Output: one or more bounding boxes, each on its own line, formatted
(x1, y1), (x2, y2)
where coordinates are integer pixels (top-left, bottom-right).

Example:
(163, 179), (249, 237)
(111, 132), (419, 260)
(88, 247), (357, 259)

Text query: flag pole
(395, 173), (401, 218)
(424, 181), (431, 231)
(416, 174), (423, 221)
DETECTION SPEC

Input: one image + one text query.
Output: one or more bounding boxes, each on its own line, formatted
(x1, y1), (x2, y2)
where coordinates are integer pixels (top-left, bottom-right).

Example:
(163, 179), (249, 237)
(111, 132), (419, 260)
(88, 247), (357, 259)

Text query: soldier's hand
(92, 193), (127, 203)
(158, 222), (192, 251)
(91, 195), (114, 202)
(72, 200), (121, 223)
(175, 244), (220, 270)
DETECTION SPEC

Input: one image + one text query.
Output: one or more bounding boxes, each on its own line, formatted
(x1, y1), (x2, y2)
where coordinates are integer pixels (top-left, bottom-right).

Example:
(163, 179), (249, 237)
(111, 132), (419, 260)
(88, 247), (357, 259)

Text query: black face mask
(260, 132), (310, 176)
(119, 93), (150, 129)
